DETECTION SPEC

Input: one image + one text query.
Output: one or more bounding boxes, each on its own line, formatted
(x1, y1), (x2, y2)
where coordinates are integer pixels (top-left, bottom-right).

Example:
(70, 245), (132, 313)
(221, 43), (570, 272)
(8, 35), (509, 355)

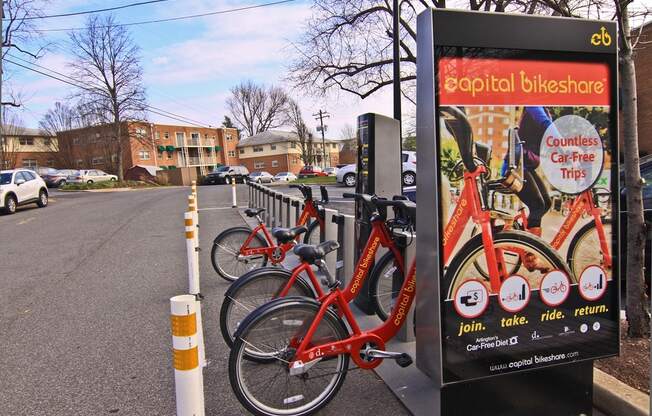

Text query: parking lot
(0, 184), (408, 415)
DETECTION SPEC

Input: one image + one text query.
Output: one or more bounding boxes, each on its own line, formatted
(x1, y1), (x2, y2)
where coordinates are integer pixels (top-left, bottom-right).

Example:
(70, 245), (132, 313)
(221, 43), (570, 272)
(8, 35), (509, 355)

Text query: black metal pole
(392, 0), (401, 124)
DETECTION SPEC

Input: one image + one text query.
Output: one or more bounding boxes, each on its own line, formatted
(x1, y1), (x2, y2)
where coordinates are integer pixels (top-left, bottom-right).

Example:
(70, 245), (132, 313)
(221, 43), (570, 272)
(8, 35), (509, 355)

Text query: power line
(4, 0), (171, 21)
(4, 57), (214, 128)
(6, 53), (215, 127)
(27, 0), (297, 32)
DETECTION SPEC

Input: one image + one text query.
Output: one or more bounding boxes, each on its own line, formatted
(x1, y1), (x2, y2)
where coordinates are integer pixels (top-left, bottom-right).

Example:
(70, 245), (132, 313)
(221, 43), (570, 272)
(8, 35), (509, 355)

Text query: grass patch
(60, 180), (161, 191)
(291, 176), (337, 185)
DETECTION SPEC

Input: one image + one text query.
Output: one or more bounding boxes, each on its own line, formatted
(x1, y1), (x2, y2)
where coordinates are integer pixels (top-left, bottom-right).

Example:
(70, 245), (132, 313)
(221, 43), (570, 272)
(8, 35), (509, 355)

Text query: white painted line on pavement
(198, 206), (245, 211)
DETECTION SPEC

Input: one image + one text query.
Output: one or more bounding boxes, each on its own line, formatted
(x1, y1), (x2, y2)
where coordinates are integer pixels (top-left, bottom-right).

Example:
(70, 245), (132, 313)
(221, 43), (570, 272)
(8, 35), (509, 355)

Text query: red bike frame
(290, 261), (416, 370)
(513, 189), (611, 269)
(238, 200), (325, 264)
(442, 166), (508, 292)
(276, 216), (405, 301)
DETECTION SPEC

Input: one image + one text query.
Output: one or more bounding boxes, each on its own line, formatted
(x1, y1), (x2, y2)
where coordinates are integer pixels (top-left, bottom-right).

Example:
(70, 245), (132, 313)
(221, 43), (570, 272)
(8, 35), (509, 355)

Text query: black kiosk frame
(415, 9), (619, 415)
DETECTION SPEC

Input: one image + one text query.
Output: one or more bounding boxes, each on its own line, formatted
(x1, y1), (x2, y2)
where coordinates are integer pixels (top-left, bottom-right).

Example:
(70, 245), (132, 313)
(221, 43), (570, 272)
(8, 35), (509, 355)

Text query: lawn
(291, 176), (337, 185)
(60, 180), (163, 191)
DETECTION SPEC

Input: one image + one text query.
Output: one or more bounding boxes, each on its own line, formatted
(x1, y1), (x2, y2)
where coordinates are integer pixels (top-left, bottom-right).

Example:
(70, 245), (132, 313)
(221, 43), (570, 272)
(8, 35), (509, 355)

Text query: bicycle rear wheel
(211, 226), (268, 282)
(567, 218), (612, 278)
(229, 298), (349, 416)
(220, 269), (315, 351)
(443, 230), (572, 299)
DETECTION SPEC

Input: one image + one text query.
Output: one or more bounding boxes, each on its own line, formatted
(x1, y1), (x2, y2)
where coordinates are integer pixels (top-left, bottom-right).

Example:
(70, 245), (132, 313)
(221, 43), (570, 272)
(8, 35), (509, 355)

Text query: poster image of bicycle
(435, 55), (619, 383)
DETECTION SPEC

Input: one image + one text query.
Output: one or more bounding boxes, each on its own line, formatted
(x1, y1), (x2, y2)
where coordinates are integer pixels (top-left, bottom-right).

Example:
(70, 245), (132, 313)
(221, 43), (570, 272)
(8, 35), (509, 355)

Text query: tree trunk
(621, 12), (649, 338)
(116, 119), (124, 181)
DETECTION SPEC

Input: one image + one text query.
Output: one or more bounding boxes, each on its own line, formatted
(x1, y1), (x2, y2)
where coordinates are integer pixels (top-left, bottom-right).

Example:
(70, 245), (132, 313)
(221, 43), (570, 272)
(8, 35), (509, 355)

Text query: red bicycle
(219, 193), (411, 350)
(227, 200), (417, 416)
(437, 106), (571, 299)
(211, 184), (327, 281)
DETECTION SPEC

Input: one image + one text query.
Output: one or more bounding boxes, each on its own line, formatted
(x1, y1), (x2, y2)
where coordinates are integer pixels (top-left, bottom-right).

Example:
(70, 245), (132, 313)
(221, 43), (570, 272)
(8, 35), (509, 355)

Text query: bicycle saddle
(271, 225), (308, 244)
(441, 106), (477, 173)
(244, 208), (265, 217)
(293, 240), (340, 264)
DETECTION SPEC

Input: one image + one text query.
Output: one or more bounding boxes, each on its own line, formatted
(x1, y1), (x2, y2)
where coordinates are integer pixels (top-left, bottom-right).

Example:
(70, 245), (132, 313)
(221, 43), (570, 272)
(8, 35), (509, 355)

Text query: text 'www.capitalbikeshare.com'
(489, 351), (580, 372)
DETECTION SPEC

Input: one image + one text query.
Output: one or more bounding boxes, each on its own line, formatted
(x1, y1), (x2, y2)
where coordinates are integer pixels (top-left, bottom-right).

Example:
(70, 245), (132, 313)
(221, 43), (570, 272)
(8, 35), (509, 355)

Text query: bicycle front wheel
(303, 220), (321, 246)
(567, 218), (612, 278)
(220, 269), (315, 351)
(368, 251), (404, 321)
(229, 298), (349, 416)
(211, 226), (268, 282)
(443, 230), (572, 299)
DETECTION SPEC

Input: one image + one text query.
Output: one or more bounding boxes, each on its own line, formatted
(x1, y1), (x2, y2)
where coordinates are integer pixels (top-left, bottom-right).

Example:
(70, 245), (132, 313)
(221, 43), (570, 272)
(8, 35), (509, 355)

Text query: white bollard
(188, 195), (199, 260)
(231, 181), (237, 208)
(170, 295), (205, 416)
(185, 213), (206, 368)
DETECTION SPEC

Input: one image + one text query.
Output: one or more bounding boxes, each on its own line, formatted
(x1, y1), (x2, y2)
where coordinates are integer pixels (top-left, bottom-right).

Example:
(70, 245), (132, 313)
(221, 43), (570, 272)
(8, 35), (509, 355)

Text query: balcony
(175, 137), (217, 148)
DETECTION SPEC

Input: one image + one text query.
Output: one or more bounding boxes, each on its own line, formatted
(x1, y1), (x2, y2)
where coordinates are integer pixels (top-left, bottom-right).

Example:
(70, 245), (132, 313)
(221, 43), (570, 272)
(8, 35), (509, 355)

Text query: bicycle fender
(223, 268), (316, 300)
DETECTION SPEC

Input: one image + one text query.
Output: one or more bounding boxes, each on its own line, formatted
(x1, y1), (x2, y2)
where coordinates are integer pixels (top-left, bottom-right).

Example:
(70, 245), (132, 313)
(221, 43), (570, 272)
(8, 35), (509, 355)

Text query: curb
(594, 368), (649, 416)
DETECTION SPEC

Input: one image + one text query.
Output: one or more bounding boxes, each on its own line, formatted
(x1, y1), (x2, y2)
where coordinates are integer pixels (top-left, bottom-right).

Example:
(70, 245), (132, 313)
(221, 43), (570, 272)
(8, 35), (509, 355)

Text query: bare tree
(287, 99), (315, 165)
(226, 80), (290, 137)
(614, 0), (649, 337)
(3, 0), (48, 59)
(339, 123), (356, 140)
(39, 102), (80, 137)
(68, 14), (147, 181)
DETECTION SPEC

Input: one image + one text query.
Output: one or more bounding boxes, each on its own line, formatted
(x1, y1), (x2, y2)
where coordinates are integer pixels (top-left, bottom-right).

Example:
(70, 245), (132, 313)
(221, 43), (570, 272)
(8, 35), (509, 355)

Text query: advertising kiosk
(415, 9), (619, 415)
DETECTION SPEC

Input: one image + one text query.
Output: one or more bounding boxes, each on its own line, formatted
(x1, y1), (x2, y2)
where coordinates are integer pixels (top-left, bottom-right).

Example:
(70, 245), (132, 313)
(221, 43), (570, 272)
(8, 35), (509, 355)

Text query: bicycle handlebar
(343, 192), (416, 224)
(289, 184), (313, 200)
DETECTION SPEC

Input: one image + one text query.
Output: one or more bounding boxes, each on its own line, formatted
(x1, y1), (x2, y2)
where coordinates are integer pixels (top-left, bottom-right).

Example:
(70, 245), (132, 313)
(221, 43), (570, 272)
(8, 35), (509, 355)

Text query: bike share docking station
(410, 8), (620, 416)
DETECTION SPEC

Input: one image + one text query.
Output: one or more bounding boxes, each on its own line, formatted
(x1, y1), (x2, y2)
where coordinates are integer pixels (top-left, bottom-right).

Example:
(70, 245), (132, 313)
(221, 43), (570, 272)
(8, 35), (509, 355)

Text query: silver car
(67, 169), (118, 184)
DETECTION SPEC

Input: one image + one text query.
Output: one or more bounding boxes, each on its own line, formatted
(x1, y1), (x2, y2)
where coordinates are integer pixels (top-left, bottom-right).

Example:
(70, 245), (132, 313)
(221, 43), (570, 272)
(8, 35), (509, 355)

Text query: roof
(2, 125), (51, 137)
(129, 164), (163, 176)
(237, 130), (338, 148)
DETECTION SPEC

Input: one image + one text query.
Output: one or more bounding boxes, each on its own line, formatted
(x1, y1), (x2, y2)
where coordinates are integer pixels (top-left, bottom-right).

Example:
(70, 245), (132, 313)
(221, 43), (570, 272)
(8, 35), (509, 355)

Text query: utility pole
(313, 110), (330, 169)
(392, 0), (401, 125)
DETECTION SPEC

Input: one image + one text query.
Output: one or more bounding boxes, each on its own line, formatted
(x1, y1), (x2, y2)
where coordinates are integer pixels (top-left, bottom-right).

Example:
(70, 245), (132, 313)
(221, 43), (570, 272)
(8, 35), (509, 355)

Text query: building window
(239, 148), (245, 154)
(488, 116), (494, 122)
(135, 128), (147, 138)
(43, 138), (52, 146)
(47, 159), (54, 166)
(111, 154), (118, 163)
(226, 135), (233, 141)
(138, 149), (150, 160)
(487, 127), (494, 135)
(191, 132), (200, 139)
(228, 150), (236, 157)
(167, 151), (173, 160)
(76, 159), (84, 167)
(254, 161), (265, 169)
(477, 128), (483, 135)
(164, 132), (169, 139)
(332, 143), (337, 149)
(73, 137), (80, 145)
(155, 132), (160, 140)
(290, 142), (296, 148)
(271, 160), (279, 168)
(92, 156), (104, 165)
(22, 159), (37, 168)
(157, 149), (163, 159)
(253, 146), (264, 153)
(270, 144), (276, 150)
(19, 137), (34, 146)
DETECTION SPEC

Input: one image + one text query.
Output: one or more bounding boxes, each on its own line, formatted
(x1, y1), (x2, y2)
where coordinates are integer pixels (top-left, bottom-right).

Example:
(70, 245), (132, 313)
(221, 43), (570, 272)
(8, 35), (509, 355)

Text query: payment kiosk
(353, 113), (402, 313)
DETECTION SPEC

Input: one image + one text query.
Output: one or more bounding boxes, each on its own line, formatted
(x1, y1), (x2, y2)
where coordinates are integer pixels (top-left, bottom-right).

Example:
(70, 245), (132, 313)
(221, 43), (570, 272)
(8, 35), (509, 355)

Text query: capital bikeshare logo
(591, 26), (612, 47)
(349, 236), (380, 294)
(466, 335), (519, 352)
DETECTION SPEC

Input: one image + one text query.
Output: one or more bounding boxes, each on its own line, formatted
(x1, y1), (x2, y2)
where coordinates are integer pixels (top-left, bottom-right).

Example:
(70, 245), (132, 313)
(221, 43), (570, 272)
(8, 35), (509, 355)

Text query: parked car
(248, 171), (274, 184)
(324, 167), (339, 176)
(67, 169), (118, 184)
(35, 167), (58, 178)
(43, 169), (78, 187)
(202, 165), (250, 185)
(298, 166), (327, 178)
(274, 172), (298, 182)
(0, 169), (48, 214)
(336, 151), (417, 187)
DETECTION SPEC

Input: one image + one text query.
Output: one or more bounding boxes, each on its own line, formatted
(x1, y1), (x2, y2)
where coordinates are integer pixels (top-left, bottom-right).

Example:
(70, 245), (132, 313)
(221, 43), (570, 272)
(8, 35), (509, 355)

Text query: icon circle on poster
(539, 114), (604, 195)
(453, 279), (489, 319)
(580, 324), (589, 333)
(579, 265), (608, 301)
(539, 270), (571, 307)
(498, 275), (531, 313)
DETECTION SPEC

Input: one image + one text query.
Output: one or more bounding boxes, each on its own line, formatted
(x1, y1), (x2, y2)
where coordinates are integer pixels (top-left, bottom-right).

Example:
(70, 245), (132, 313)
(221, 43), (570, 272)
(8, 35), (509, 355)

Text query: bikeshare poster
(436, 53), (619, 383)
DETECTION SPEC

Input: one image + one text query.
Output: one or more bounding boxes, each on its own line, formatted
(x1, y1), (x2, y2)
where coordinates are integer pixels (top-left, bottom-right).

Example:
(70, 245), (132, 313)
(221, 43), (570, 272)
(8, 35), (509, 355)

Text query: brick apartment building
(56, 122), (239, 176)
(634, 22), (652, 156)
(0, 126), (58, 170)
(237, 130), (340, 175)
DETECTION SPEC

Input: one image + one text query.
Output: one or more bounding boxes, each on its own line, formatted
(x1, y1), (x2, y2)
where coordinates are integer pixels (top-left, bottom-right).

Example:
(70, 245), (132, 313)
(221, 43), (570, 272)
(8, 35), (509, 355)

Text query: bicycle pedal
(396, 353), (413, 368)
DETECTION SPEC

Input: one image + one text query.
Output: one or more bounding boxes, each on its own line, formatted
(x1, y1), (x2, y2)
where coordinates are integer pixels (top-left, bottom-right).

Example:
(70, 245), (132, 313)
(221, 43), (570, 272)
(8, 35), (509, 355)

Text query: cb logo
(591, 26), (612, 46)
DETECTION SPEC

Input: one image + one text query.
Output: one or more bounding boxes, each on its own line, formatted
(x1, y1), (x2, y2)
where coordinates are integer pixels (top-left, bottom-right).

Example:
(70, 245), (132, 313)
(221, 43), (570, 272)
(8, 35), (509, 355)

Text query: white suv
(336, 151), (417, 187)
(1, 169), (49, 214)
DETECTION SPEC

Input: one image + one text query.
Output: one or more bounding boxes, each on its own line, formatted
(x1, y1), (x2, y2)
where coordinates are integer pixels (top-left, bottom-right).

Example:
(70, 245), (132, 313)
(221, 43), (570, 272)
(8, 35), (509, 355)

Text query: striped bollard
(185, 213), (206, 368)
(170, 295), (205, 416)
(188, 195), (199, 256)
(191, 181), (197, 209)
(231, 181), (237, 208)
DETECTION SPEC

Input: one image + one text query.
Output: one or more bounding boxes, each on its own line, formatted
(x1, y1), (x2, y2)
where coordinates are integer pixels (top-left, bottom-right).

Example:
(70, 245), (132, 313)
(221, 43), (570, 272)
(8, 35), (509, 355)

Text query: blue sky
(6, 0), (395, 137)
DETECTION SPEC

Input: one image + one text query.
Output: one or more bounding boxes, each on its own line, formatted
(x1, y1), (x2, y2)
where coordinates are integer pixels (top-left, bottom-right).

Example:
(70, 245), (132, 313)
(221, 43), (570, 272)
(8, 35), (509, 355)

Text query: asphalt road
(0, 185), (408, 416)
